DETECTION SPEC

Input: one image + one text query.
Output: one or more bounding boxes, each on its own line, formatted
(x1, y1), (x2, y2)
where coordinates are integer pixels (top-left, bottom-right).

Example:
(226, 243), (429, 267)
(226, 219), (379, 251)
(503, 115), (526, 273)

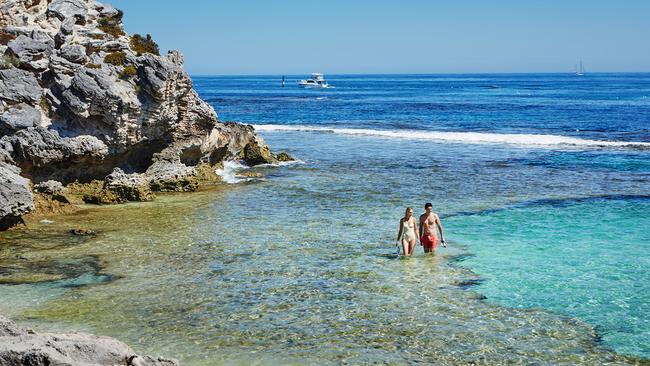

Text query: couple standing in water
(396, 203), (446, 256)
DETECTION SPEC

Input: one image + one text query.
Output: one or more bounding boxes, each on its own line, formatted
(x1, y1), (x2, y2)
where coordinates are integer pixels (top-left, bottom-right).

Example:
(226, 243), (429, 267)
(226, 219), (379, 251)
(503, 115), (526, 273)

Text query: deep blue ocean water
(194, 73), (650, 360)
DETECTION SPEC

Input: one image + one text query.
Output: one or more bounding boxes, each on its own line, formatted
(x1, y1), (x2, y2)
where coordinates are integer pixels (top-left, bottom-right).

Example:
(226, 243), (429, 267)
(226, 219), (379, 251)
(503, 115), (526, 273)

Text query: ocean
(1, 73), (648, 365)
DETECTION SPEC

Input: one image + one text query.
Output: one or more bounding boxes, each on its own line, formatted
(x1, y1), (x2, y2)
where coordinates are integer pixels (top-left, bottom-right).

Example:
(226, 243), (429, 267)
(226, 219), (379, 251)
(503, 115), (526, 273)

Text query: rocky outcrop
(0, 162), (33, 229)
(0, 0), (282, 228)
(0, 314), (179, 365)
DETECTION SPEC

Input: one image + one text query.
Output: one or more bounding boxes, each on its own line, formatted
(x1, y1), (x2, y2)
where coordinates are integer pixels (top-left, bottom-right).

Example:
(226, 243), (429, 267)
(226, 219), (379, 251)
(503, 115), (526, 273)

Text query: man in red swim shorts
(419, 202), (446, 253)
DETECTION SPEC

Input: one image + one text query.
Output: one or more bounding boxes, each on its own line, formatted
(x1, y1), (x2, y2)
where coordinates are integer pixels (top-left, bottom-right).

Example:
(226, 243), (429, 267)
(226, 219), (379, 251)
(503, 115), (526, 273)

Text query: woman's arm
(396, 218), (403, 242)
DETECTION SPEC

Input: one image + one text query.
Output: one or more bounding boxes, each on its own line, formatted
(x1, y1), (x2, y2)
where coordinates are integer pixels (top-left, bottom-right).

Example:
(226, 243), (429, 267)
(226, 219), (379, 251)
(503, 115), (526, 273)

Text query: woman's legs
(408, 239), (416, 256)
(403, 239), (415, 256)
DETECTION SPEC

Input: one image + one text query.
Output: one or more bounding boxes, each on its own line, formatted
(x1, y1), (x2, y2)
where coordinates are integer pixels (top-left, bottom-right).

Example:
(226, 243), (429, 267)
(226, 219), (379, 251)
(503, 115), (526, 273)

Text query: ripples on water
(1, 74), (649, 365)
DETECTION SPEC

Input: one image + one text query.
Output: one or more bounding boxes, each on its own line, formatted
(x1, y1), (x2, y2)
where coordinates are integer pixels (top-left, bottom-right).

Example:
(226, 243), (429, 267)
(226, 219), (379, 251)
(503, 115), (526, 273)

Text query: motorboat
(297, 73), (330, 88)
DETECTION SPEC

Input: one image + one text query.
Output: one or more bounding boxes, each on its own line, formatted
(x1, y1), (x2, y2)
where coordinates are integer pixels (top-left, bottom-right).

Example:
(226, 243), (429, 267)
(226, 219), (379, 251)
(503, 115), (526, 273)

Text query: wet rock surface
(0, 0), (280, 228)
(0, 315), (180, 365)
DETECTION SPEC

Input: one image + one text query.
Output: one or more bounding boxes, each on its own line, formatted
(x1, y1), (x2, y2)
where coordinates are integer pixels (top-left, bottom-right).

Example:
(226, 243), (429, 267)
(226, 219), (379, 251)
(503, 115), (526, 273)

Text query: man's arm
(435, 214), (446, 245)
(419, 214), (425, 238)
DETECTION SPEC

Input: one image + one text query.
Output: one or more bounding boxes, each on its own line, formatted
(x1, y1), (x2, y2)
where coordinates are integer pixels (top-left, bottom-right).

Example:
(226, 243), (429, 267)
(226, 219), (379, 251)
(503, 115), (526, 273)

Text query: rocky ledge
(0, 0), (288, 229)
(0, 315), (179, 366)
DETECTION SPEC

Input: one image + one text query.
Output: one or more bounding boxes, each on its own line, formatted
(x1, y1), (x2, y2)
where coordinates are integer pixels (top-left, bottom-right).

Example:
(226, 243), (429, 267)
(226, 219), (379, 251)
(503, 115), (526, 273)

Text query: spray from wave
(253, 124), (650, 149)
(215, 161), (252, 184)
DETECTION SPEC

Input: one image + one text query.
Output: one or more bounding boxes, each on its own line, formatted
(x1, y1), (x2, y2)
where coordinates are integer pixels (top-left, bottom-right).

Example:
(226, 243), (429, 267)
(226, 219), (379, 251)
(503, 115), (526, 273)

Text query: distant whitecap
(253, 124), (650, 150)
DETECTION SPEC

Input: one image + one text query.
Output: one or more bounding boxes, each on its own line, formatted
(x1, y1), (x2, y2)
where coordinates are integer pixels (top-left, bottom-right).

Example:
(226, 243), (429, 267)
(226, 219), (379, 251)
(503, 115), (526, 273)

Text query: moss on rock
(66, 180), (121, 204)
(242, 141), (276, 166)
(275, 152), (294, 162)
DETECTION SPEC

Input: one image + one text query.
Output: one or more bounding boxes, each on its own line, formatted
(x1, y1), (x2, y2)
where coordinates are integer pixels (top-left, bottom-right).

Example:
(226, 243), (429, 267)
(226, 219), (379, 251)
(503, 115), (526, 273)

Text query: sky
(108, 0), (650, 75)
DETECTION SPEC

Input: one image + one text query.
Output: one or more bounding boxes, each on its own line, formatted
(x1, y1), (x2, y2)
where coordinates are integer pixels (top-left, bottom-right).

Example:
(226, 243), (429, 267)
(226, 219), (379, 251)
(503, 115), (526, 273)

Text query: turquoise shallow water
(447, 197), (650, 357)
(1, 74), (649, 364)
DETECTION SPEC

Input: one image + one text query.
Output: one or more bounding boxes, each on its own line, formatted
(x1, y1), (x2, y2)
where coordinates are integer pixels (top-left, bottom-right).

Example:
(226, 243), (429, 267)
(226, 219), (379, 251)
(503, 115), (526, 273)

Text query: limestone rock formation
(0, 314), (179, 365)
(0, 0), (280, 228)
(0, 162), (33, 229)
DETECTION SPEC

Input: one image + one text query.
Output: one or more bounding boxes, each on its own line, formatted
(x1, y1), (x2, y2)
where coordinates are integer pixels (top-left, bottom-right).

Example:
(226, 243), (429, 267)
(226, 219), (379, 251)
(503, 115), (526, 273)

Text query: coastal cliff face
(0, 0), (278, 228)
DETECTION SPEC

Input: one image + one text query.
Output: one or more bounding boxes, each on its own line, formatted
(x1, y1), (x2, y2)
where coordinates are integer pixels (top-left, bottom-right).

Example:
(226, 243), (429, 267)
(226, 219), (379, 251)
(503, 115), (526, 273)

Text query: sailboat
(575, 60), (585, 76)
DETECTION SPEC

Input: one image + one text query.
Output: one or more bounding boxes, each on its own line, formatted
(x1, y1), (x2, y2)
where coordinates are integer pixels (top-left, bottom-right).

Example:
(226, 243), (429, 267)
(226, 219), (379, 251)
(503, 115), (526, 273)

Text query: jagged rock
(95, 2), (119, 18)
(242, 140), (275, 165)
(49, 54), (83, 76)
(0, 163), (34, 230)
(0, 103), (41, 133)
(0, 0), (278, 229)
(104, 167), (154, 202)
(55, 17), (75, 46)
(34, 180), (66, 195)
(129, 355), (179, 366)
(34, 179), (73, 204)
(0, 68), (42, 104)
(0, 128), (109, 182)
(0, 315), (180, 365)
(276, 152), (294, 162)
(102, 40), (128, 52)
(47, 0), (88, 23)
(7, 33), (55, 70)
(0, 314), (26, 337)
(58, 43), (86, 63)
(146, 161), (198, 192)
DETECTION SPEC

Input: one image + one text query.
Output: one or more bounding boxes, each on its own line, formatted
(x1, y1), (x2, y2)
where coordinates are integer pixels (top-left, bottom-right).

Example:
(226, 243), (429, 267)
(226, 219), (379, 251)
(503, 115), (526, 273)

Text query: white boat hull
(298, 81), (328, 88)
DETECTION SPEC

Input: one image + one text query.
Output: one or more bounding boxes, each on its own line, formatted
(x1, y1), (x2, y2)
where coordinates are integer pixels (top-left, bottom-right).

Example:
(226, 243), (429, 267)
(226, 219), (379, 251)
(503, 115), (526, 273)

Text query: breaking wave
(253, 124), (650, 149)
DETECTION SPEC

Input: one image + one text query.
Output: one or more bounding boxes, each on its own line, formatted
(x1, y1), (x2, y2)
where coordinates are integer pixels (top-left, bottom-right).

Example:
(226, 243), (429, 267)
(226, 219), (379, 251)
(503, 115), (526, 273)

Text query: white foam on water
(254, 159), (306, 168)
(215, 161), (250, 184)
(253, 124), (650, 149)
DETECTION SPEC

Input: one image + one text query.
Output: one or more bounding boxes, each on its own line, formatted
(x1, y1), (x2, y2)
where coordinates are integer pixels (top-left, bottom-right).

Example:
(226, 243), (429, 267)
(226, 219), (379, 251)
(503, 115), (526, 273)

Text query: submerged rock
(0, 0), (278, 229)
(0, 315), (180, 365)
(69, 228), (96, 236)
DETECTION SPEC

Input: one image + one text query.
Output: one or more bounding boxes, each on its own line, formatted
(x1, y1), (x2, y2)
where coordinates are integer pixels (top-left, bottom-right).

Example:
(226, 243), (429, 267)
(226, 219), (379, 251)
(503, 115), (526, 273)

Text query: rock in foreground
(0, 315), (179, 366)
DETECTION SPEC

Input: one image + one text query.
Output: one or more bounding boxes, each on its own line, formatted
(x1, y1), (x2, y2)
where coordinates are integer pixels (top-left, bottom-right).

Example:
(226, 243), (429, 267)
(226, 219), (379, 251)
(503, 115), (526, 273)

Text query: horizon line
(189, 71), (650, 77)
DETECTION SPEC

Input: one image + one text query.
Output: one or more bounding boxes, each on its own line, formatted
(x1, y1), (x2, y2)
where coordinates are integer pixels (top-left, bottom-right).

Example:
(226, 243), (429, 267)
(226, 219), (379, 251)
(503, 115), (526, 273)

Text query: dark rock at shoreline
(69, 228), (96, 236)
(276, 152), (294, 162)
(0, 314), (179, 365)
(0, 0), (278, 229)
(104, 168), (154, 202)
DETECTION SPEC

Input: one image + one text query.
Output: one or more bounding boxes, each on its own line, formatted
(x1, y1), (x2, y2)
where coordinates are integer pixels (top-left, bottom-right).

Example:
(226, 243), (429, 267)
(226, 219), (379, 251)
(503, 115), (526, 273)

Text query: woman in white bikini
(396, 207), (419, 256)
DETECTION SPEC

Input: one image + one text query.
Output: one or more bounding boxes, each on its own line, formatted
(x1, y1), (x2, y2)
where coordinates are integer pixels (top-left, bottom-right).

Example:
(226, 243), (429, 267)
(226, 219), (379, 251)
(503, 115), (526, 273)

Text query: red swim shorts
(421, 235), (438, 252)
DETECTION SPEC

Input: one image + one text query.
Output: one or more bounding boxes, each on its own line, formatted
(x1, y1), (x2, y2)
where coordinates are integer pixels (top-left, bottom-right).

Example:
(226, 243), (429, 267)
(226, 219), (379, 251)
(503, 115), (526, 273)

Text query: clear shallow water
(1, 74), (649, 365)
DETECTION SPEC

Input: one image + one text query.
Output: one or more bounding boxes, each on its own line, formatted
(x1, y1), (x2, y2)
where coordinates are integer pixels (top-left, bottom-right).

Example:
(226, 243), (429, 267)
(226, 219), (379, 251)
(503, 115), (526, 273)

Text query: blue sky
(109, 0), (650, 75)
